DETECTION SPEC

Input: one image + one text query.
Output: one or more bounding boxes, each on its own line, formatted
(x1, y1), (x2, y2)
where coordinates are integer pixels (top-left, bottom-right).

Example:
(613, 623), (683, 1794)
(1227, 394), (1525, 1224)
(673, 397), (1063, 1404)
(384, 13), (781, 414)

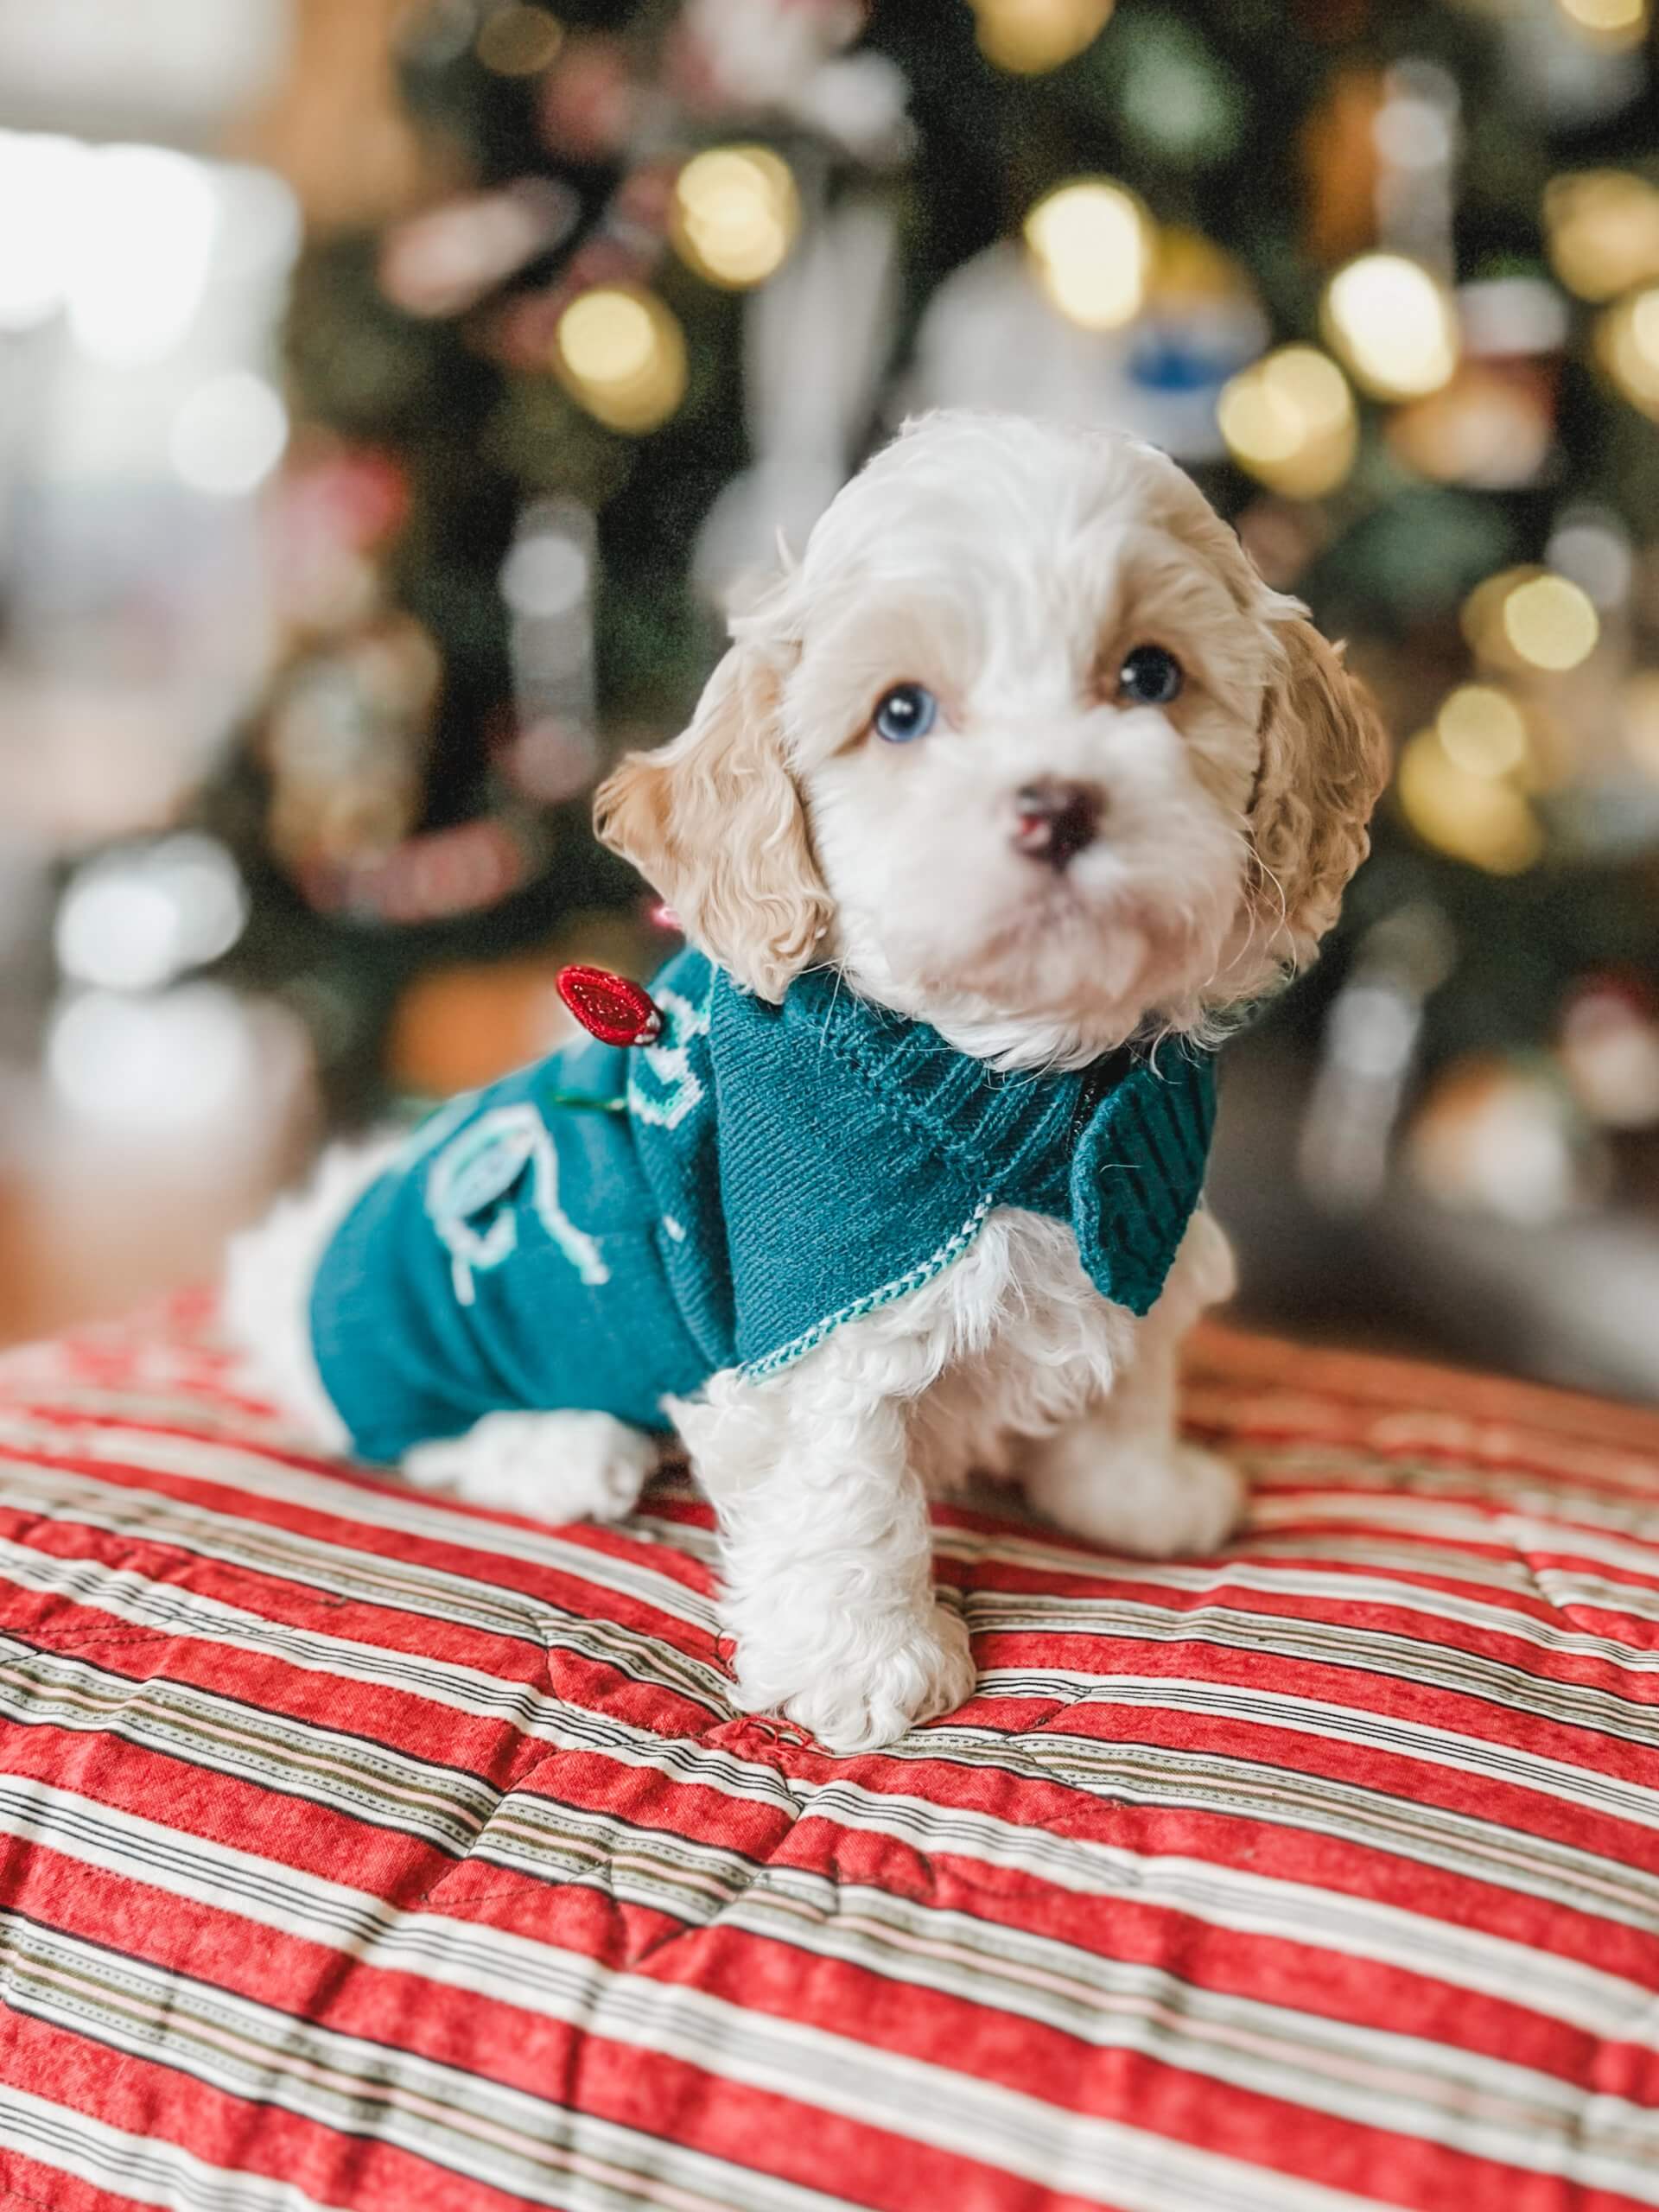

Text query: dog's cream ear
(1248, 616), (1392, 970)
(594, 645), (832, 1001)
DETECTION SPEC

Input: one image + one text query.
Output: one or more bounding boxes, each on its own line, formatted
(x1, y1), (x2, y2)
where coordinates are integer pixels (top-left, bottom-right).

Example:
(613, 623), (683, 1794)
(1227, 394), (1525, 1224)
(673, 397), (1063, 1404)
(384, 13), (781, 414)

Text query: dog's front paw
(734, 1602), (976, 1755)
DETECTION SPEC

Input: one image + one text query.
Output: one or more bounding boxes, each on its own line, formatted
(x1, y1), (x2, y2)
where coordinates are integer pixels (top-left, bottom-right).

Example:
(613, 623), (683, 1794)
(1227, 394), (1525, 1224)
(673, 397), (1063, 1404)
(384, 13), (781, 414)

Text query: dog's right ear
(594, 643), (833, 1002)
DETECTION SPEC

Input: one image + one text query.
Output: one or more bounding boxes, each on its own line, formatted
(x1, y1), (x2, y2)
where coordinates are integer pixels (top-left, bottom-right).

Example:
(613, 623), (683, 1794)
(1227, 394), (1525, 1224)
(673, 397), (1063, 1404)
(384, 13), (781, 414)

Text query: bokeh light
(1397, 728), (1544, 874)
(972, 0), (1115, 74)
(68, 143), (219, 367)
(1555, 0), (1649, 45)
(1619, 671), (1659, 777)
(48, 985), (258, 1136)
(1436, 685), (1529, 779)
(476, 3), (564, 75)
(1544, 170), (1659, 302)
(169, 372), (289, 498)
(1217, 345), (1357, 498)
(1024, 178), (1154, 330)
(671, 146), (800, 290)
(1502, 573), (1600, 671)
(1321, 251), (1459, 400)
(554, 285), (687, 433)
(56, 836), (249, 993)
(1597, 284), (1659, 418)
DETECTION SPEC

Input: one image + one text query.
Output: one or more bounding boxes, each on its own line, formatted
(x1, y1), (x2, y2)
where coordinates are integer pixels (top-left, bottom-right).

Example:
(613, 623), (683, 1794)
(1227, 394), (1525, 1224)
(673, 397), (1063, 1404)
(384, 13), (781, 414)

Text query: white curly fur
(227, 412), (1387, 1754)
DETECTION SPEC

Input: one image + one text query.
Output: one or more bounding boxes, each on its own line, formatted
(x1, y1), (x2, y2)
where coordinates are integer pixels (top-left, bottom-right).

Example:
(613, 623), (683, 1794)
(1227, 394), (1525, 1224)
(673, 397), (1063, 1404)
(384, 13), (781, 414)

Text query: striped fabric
(1, 1297), (1657, 2212)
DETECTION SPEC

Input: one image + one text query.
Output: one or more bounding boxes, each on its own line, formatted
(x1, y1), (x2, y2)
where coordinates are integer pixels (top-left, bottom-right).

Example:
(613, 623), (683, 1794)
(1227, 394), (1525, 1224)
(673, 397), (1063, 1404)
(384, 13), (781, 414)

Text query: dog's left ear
(1247, 614), (1392, 971)
(594, 636), (832, 1002)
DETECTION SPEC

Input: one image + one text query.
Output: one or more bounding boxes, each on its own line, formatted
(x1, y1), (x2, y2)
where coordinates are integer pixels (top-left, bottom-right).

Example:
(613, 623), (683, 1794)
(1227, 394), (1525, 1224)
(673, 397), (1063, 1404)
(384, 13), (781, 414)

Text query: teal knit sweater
(308, 948), (1217, 1462)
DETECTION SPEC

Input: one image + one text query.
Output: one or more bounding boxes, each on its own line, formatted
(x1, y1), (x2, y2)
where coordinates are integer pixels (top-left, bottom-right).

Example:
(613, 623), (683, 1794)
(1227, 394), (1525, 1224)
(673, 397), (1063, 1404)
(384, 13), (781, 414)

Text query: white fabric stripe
(963, 1560), (1659, 1672)
(1014, 1672), (1659, 1831)
(8, 1536), (1659, 1944)
(0, 1461), (730, 1709)
(964, 1598), (1659, 1744)
(0, 1416), (715, 1630)
(8, 1769), (1657, 2122)
(1248, 1491), (1659, 1574)
(0, 2082), (341, 2212)
(5, 1910), (1581, 2212)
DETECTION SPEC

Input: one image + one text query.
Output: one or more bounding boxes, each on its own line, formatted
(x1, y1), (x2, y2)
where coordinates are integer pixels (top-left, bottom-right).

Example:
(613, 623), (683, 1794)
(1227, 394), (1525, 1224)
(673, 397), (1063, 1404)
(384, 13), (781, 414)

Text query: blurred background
(2, 0), (1658, 1396)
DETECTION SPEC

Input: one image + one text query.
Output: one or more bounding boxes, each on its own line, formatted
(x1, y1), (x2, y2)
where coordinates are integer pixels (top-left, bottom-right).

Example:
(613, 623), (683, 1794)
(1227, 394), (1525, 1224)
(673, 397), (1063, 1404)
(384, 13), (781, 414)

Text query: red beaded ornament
(556, 964), (664, 1046)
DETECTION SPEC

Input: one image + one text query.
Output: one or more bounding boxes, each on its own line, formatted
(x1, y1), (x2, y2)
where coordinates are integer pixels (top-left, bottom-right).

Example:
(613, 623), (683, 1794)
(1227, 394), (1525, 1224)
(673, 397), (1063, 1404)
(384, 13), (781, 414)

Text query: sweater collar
(773, 965), (1153, 1198)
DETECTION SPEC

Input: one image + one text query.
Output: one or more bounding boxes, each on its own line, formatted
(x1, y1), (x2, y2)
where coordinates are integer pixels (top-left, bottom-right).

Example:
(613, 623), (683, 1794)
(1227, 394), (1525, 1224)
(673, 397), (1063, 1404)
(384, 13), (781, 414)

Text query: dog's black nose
(1012, 779), (1103, 870)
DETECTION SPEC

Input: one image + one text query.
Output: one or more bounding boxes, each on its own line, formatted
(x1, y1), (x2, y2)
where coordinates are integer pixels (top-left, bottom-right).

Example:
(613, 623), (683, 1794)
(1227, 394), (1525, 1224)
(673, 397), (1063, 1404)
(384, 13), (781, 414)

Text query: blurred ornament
(1408, 1053), (1607, 1224)
(1546, 508), (1634, 612)
(475, 3), (564, 75)
(1322, 251), (1459, 399)
(538, 34), (638, 159)
(1462, 567), (1600, 674)
(1544, 170), (1659, 302)
(1110, 13), (1243, 168)
(270, 444), (410, 638)
(970, 0), (1114, 74)
(1300, 903), (1455, 1212)
(1023, 179), (1154, 332)
(56, 836), (249, 994)
(1596, 284), (1659, 419)
(671, 0), (864, 114)
(1458, 276), (1570, 361)
(1218, 346), (1357, 499)
(232, 0), (434, 230)
(503, 497), (598, 797)
(1300, 67), (1383, 266)
(1554, 0), (1649, 47)
(1559, 974), (1659, 1128)
(378, 181), (577, 319)
(304, 817), (534, 925)
(1387, 362), (1554, 489)
(695, 199), (899, 595)
(553, 285), (687, 433)
(671, 145), (801, 289)
(1372, 60), (1459, 270)
(1618, 671), (1659, 778)
(1396, 724), (1544, 874)
(1235, 499), (1331, 591)
(47, 983), (264, 1141)
(264, 617), (443, 873)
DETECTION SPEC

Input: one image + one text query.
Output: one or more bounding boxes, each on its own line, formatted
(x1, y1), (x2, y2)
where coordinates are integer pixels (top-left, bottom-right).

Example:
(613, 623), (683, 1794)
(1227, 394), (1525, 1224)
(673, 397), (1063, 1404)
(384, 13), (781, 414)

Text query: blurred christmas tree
(65, 0), (1659, 1201)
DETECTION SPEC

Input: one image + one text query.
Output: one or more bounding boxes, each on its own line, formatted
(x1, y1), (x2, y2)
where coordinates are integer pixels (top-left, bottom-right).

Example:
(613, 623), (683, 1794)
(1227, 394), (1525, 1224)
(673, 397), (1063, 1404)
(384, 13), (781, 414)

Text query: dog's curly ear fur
(1248, 615), (1392, 973)
(594, 642), (832, 1002)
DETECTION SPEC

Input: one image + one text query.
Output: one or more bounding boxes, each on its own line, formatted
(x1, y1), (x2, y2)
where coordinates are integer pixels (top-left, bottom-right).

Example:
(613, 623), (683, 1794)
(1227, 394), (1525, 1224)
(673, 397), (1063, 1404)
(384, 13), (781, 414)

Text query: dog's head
(597, 410), (1390, 1066)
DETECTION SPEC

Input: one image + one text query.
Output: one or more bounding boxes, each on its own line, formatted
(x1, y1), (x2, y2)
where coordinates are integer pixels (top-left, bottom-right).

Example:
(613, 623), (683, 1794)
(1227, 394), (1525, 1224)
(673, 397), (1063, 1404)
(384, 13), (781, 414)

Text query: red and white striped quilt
(0, 1295), (1656, 2212)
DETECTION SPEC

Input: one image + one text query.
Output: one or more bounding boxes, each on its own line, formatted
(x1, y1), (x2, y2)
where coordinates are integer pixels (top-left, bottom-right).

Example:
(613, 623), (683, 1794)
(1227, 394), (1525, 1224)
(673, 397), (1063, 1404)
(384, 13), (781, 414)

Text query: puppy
(227, 410), (1389, 1753)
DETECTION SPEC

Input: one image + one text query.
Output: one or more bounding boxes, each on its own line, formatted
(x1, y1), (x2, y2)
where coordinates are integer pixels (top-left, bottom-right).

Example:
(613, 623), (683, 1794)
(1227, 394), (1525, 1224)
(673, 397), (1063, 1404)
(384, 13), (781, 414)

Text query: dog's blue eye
(1118, 645), (1184, 706)
(874, 683), (938, 744)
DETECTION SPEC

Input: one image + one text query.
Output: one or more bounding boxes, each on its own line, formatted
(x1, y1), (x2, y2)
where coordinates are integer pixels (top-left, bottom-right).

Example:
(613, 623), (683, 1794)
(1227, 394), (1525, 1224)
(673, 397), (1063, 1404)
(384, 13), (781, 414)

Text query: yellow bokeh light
(1397, 728), (1544, 874)
(972, 0), (1115, 73)
(1597, 284), (1659, 417)
(1024, 178), (1154, 331)
(1436, 685), (1529, 779)
(1502, 573), (1600, 671)
(1544, 171), (1659, 302)
(554, 287), (687, 435)
(1556, 0), (1648, 44)
(1321, 251), (1459, 401)
(476, 3), (564, 75)
(671, 146), (800, 290)
(1217, 345), (1357, 499)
